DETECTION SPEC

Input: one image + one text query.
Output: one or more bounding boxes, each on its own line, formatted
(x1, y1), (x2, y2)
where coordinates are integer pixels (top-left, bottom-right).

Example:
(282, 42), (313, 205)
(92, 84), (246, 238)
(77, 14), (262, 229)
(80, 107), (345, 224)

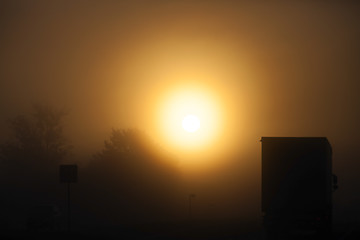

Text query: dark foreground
(1, 220), (359, 240)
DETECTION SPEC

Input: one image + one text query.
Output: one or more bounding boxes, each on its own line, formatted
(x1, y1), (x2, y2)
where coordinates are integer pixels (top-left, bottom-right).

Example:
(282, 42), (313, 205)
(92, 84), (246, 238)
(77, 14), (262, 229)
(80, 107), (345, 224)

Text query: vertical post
(188, 194), (196, 220)
(188, 195), (192, 220)
(67, 182), (71, 232)
(60, 165), (77, 232)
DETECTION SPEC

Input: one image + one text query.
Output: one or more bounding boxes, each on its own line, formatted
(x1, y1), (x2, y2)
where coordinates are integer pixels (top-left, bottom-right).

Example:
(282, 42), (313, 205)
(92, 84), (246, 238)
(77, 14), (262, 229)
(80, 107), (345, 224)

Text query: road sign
(59, 164), (78, 183)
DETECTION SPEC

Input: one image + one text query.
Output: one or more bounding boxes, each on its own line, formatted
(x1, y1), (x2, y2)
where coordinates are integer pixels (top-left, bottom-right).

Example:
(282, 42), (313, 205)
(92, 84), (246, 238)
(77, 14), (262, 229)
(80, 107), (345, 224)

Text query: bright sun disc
(182, 115), (200, 132)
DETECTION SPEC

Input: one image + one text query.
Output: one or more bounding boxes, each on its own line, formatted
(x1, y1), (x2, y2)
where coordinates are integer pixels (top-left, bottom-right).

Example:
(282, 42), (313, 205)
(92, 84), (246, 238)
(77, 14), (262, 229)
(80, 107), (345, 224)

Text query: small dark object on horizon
(59, 165), (78, 183)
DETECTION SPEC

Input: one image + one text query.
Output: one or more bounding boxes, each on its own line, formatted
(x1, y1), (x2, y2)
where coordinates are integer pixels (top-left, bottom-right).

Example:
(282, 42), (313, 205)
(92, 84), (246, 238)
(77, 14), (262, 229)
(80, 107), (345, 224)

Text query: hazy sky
(1, 0), (360, 220)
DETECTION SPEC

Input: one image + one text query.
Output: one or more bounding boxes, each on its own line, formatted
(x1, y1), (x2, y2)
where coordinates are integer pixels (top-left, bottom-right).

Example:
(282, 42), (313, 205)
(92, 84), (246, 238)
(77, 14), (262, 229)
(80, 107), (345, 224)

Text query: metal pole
(67, 182), (71, 232)
(189, 195), (192, 219)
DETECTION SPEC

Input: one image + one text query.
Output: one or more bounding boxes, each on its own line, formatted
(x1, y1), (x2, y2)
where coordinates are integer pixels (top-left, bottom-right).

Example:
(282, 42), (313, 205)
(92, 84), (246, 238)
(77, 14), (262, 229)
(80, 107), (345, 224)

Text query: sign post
(59, 164), (78, 232)
(188, 193), (196, 220)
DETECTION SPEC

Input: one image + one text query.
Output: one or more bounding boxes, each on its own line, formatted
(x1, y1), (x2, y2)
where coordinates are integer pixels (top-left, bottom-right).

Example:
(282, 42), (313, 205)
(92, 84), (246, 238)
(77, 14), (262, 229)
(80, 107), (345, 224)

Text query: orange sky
(1, 0), (360, 219)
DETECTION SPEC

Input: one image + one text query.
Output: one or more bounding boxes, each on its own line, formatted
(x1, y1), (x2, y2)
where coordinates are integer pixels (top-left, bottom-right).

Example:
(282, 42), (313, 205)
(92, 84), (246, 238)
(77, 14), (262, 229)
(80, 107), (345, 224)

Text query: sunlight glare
(182, 115), (200, 132)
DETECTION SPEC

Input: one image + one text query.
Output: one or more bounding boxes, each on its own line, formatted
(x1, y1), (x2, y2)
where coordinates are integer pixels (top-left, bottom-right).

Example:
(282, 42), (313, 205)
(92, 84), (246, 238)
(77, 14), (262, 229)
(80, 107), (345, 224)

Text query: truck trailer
(261, 137), (336, 239)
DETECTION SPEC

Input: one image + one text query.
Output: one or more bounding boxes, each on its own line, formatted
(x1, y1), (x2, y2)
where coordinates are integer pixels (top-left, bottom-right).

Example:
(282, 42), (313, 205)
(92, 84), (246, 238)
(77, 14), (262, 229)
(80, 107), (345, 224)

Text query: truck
(261, 137), (337, 239)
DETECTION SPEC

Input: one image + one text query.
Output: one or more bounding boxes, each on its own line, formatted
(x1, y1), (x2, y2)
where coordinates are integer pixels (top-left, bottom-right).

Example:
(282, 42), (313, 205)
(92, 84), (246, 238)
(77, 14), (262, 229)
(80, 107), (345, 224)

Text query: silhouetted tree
(0, 104), (70, 167)
(81, 129), (180, 224)
(0, 105), (71, 227)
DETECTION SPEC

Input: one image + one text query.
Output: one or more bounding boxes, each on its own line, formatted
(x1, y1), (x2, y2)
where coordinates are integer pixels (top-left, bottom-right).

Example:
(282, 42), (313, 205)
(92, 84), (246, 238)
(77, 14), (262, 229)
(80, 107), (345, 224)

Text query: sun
(153, 84), (224, 152)
(182, 115), (200, 132)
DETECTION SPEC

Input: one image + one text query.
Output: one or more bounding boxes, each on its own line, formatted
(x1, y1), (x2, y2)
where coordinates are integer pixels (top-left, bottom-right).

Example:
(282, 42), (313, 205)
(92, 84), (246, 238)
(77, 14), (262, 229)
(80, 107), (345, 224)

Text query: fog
(1, 0), (360, 228)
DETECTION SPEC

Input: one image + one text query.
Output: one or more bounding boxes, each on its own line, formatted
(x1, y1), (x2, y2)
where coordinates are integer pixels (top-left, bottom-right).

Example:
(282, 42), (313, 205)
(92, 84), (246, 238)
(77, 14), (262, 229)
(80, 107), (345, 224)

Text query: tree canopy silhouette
(0, 104), (71, 169)
(81, 129), (181, 223)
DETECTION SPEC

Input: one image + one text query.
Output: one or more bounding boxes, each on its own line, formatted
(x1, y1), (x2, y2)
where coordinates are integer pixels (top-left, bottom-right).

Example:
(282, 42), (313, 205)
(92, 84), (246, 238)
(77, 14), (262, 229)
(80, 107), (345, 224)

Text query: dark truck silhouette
(261, 137), (338, 239)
